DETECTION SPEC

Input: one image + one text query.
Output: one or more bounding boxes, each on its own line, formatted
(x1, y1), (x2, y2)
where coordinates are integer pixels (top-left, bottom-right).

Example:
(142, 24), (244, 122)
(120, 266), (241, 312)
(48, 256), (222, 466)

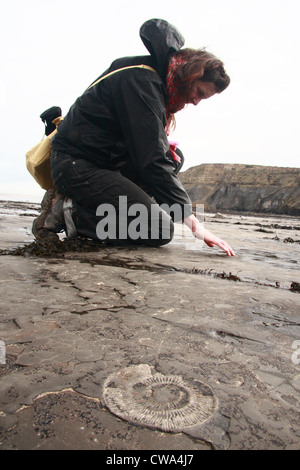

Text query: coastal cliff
(179, 164), (300, 215)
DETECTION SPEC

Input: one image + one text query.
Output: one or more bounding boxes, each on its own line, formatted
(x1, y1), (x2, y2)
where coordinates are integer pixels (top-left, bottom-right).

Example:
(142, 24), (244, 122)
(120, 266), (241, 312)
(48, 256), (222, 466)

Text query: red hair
(165, 48), (230, 133)
(173, 48), (230, 98)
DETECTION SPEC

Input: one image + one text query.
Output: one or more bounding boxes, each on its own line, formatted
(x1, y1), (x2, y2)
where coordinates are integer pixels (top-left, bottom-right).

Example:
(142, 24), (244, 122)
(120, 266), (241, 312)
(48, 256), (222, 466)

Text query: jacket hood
(139, 19), (185, 81)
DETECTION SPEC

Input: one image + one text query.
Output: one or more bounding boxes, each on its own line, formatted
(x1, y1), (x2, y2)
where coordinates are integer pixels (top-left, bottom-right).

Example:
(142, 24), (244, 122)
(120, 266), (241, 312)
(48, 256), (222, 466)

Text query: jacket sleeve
(111, 69), (192, 221)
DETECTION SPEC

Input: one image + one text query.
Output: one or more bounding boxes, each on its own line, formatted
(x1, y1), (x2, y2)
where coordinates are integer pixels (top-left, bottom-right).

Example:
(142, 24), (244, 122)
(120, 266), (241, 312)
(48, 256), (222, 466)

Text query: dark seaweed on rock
(0, 237), (105, 258)
(290, 281), (300, 293)
(283, 237), (300, 244)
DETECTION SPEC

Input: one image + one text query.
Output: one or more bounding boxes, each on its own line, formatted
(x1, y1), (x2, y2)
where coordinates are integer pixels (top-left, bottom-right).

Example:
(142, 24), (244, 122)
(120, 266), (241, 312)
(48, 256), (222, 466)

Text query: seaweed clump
(290, 282), (300, 293)
(0, 237), (105, 258)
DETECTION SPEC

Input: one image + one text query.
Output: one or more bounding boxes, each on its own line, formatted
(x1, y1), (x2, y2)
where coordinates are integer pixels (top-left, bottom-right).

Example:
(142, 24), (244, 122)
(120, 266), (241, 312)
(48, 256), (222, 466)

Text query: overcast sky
(1, 0), (299, 200)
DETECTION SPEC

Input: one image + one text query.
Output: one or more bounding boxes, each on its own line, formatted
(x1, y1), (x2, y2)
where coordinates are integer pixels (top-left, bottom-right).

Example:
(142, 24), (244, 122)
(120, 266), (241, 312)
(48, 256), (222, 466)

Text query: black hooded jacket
(52, 19), (192, 218)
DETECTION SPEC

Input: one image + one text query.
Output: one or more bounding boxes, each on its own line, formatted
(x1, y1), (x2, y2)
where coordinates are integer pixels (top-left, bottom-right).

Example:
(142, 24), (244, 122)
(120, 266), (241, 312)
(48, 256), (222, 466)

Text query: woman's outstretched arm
(183, 213), (235, 256)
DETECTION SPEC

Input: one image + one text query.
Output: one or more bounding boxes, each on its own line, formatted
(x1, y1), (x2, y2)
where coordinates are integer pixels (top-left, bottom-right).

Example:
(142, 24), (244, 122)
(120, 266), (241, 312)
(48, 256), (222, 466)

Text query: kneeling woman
(33, 18), (235, 257)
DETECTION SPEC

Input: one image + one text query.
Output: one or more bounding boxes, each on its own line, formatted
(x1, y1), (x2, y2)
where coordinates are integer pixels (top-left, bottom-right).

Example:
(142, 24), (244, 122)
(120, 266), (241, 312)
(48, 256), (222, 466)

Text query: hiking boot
(32, 189), (65, 242)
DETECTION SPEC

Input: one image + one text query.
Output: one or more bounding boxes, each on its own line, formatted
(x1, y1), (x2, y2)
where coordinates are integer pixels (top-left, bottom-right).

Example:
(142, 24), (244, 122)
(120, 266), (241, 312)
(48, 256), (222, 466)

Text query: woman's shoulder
(109, 55), (154, 71)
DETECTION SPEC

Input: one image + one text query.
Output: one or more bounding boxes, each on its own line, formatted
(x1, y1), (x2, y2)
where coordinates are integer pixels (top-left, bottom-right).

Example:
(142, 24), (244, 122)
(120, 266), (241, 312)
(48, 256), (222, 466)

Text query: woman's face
(186, 80), (217, 106)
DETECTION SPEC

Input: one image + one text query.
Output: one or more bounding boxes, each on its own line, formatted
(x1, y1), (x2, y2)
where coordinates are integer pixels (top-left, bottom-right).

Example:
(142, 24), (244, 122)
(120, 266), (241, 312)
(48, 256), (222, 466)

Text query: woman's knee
(144, 213), (174, 247)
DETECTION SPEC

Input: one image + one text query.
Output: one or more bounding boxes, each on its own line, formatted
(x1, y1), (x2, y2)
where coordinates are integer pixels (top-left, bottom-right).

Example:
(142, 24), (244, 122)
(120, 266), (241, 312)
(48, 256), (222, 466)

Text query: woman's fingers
(205, 238), (235, 256)
(218, 240), (235, 256)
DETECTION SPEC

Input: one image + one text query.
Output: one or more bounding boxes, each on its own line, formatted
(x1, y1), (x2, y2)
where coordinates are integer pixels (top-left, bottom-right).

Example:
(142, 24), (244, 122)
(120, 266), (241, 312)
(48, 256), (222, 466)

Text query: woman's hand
(183, 214), (235, 256)
(203, 229), (235, 256)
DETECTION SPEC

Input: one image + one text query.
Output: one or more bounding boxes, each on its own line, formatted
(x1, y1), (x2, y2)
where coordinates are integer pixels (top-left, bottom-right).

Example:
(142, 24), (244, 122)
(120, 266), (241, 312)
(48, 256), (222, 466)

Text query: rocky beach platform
(0, 199), (300, 450)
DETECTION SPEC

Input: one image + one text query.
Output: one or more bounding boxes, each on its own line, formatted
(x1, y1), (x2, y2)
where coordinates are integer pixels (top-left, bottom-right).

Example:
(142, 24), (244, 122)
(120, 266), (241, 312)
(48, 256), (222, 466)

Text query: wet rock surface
(0, 200), (300, 450)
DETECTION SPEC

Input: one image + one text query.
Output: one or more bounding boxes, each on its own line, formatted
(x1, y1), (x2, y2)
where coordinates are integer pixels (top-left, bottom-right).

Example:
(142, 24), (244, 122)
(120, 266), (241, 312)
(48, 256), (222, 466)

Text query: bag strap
(48, 65), (156, 133)
(87, 64), (157, 90)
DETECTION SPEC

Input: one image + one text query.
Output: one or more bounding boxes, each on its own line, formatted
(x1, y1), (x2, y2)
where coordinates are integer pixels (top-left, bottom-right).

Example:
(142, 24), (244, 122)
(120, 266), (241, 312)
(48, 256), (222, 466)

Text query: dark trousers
(50, 149), (174, 246)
